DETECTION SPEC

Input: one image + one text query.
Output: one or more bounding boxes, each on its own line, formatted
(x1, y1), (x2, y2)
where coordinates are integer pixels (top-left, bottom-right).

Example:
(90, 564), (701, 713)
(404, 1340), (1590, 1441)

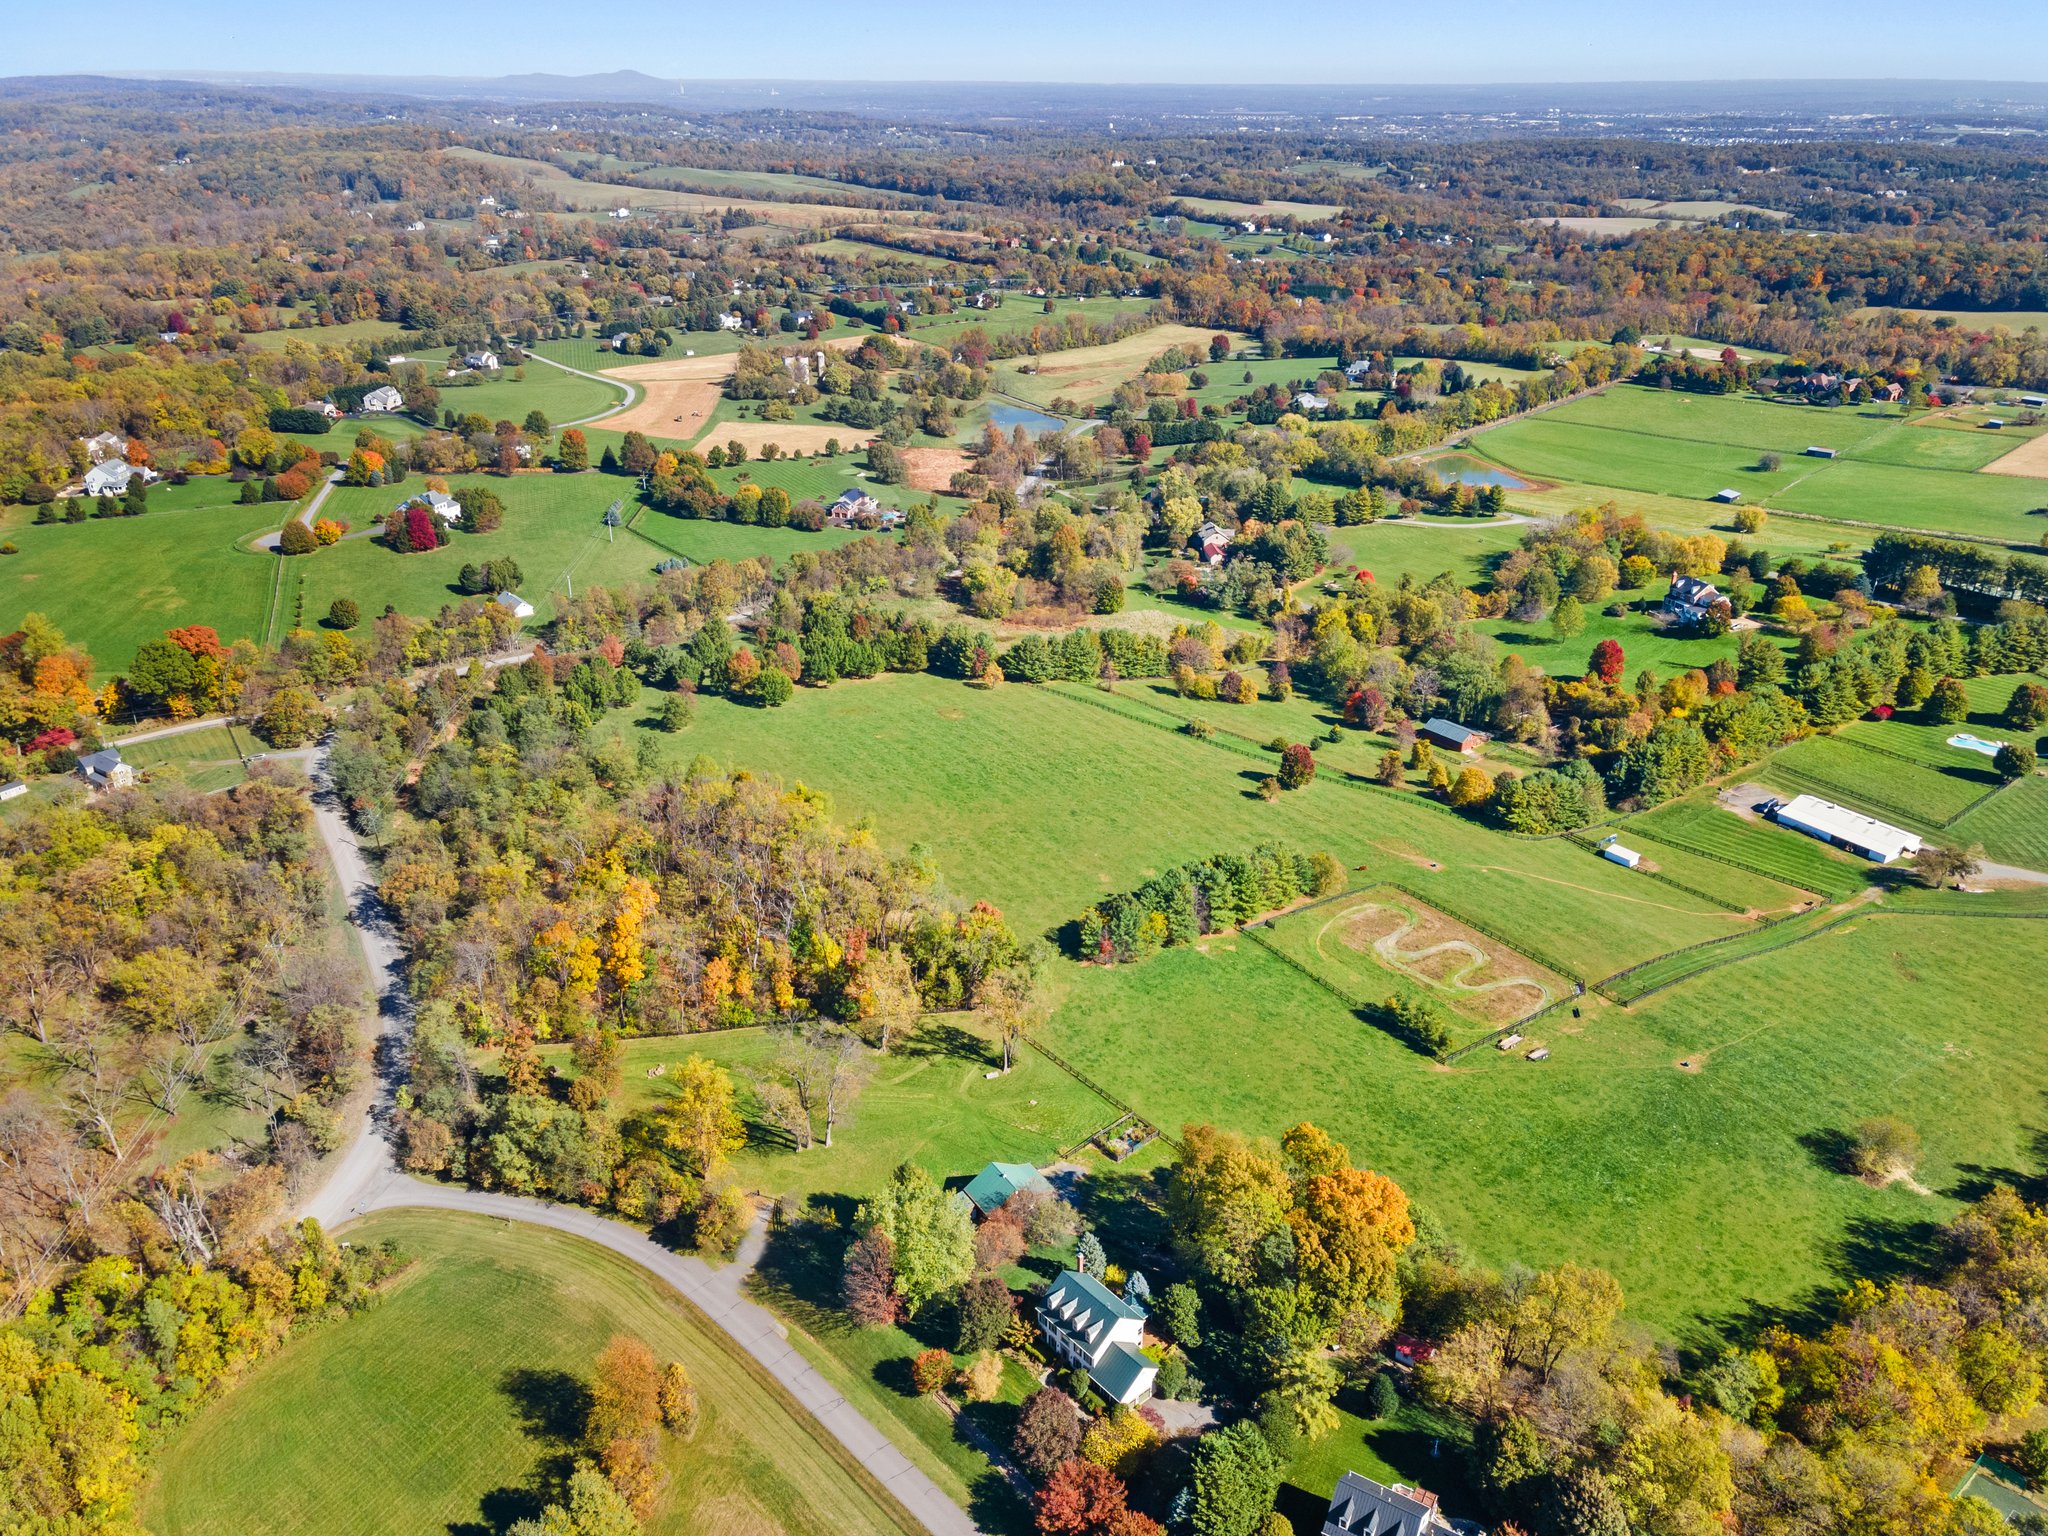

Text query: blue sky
(10, 0), (2045, 83)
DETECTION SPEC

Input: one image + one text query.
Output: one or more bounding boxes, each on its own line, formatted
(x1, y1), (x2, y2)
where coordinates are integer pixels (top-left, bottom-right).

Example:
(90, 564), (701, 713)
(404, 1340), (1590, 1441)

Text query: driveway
(291, 743), (981, 1536)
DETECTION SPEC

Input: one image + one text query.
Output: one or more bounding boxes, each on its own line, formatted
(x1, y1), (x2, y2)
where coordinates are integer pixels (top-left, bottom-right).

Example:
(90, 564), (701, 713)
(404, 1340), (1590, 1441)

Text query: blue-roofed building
(1039, 1269), (1157, 1405)
(961, 1160), (1051, 1218)
(1321, 1472), (1456, 1536)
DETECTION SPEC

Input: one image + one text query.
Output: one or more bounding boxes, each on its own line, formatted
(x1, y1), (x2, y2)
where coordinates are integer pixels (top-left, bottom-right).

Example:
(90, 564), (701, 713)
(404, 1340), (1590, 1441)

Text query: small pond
(986, 402), (1078, 437)
(1446, 467), (1530, 489)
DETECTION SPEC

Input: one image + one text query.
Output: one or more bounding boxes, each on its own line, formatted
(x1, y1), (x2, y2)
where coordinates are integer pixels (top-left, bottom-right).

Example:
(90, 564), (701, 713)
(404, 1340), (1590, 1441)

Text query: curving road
(524, 349), (640, 426)
(291, 747), (980, 1536)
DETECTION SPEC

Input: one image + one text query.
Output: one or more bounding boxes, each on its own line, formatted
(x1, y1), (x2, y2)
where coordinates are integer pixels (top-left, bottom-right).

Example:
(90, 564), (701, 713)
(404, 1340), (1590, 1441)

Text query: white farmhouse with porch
(1038, 1270), (1157, 1405)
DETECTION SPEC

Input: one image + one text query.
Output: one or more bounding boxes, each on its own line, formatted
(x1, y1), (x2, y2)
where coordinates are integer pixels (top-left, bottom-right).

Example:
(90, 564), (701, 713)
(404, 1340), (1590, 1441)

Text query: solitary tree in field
(1994, 742), (2037, 781)
(1278, 743), (1316, 790)
(1848, 1117), (1922, 1184)
(1926, 676), (1970, 724)
(1588, 638), (1625, 684)
(1911, 842), (1982, 890)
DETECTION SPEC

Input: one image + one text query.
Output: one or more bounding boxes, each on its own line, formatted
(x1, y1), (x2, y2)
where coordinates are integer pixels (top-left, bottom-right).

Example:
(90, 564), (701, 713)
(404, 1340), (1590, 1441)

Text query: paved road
(254, 469), (344, 552)
(526, 350), (639, 426)
(291, 743), (981, 1536)
(109, 713), (237, 745)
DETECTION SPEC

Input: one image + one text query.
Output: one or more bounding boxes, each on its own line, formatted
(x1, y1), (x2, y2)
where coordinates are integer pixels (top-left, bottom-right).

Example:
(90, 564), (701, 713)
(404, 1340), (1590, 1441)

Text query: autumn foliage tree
(842, 1228), (901, 1326)
(1589, 638), (1625, 684)
(1034, 1459), (1162, 1536)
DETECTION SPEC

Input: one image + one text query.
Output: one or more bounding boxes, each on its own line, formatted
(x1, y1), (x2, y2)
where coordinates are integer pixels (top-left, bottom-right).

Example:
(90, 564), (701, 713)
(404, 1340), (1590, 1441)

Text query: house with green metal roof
(1039, 1268), (1157, 1405)
(961, 1160), (1051, 1218)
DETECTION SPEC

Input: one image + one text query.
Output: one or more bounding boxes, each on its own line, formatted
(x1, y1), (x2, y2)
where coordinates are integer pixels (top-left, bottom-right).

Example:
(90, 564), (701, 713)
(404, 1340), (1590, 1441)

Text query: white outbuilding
(1769, 794), (1922, 864)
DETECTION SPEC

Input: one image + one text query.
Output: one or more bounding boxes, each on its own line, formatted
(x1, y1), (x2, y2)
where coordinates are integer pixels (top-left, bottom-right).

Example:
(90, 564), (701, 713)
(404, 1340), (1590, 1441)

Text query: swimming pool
(1948, 732), (2008, 757)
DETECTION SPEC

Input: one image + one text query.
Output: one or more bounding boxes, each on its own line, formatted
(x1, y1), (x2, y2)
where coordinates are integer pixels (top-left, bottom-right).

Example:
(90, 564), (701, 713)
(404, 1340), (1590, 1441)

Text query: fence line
(1021, 1036), (1179, 1155)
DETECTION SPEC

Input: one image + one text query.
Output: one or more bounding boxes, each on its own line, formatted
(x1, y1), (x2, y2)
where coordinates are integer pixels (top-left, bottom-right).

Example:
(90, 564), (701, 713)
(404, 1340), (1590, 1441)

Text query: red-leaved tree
(1034, 1460), (1161, 1536)
(842, 1229), (900, 1326)
(404, 504), (440, 553)
(1589, 638), (1625, 684)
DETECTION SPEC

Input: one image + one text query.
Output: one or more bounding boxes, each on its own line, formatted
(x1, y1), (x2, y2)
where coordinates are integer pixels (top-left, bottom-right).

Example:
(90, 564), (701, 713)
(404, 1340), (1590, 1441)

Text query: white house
(411, 489), (462, 524)
(1038, 1269), (1157, 1405)
(405, 220), (426, 232)
(1194, 520), (1231, 566)
(82, 459), (155, 497)
(77, 749), (134, 790)
(1769, 794), (1922, 864)
(1292, 391), (1330, 412)
(1663, 573), (1724, 625)
(609, 207), (631, 220)
(462, 350), (501, 371)
(314, 401), (343, 421)
(717, 312), (743, 331)
(0, 780), (27, 802)
(1344, 359), (1374, 381)
(362, 385), (405, 413)
(495, 592), (535, 620)
(80, 431), (128, 463)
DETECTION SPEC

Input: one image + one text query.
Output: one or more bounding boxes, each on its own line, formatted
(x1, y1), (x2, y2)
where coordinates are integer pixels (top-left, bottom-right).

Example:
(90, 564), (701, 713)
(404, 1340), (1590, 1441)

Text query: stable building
(1769, 793), (1922, 864)
(960, 1160), (1051, 1218)
(1417, 718), (1487, 755)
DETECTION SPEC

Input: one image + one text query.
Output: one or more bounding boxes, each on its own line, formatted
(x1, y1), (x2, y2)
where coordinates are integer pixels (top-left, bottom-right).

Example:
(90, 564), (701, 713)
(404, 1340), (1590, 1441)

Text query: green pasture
(1836, 671), (2048, 769)
(1946, 774), (2048, 869)
(297, 473), (876, 630)
(1761, 733), (1999, 832)
(0, 498), (280, 672)
(237, 318), (416, 354)
(1040, 896), (2048, 1335)
(119, 724), (250, 794)
(1472, 386), (2048, 543)
(1851, 306), (2048, 335)
(898, 296), (1159, 351)
(599, 669), (1754, 984)
(809, 238), (963, 269)
(1472, 587), (1768, 679)
(144, 1210), (925, 1536)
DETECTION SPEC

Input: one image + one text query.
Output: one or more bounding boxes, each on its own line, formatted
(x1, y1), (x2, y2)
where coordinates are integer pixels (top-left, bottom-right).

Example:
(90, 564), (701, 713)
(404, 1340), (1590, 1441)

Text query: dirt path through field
(590, 335), (874, 441)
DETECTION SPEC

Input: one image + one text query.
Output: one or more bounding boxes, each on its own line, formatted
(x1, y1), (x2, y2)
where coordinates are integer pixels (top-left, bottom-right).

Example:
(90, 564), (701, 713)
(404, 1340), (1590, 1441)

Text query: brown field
(1982, 431), (2048, 479)
(714, 421), (874, 456)
(595, 377), (724, 441)
(591, 337), (874, 440)
(900, 446), (973, 492)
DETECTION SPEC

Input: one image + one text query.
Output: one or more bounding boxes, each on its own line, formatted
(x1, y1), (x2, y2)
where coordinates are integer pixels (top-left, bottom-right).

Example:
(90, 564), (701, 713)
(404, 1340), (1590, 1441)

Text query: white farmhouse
(1038, 1269), (1156, 1405)
(362, 385), (405, 413)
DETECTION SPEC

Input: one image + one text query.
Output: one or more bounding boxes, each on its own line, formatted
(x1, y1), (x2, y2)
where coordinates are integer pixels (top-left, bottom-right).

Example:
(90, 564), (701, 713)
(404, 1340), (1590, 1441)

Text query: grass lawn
(143, 1210), (925, 1536)
(1851, 305), (2048, 335)
(1472, 587), (1774, 679)
(119, 723), (250, 794)
(1317, 519), (1525, 590)
(0, 498), (281, 673)
(403, 351), (625, 426)
(1279, 1394), (1475, 1534)
(900, 297), (1160, 352)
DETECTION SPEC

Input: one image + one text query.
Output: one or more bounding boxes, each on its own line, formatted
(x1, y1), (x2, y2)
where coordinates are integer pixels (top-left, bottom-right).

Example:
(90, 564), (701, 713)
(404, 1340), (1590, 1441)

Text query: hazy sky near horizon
(9, 0), (2046, 83)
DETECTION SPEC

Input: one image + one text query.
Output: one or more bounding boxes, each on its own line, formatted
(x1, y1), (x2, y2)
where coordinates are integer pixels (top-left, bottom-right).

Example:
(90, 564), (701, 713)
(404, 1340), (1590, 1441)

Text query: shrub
(327, 598), (360, 630)
(311, 517), (345, 545)
(277, 518), (316, 555)
(1184, 718), (1214, 739)
(657, 694), (693, 733)
(963, 1351), (1004, 1403)
(2006, 683), (2048, 730)
(659, 1362), (699, 1434)
(1366, 1371), (1399, 1420)
(1382, 993), (1451, 1058)
(1257, 777), (1281, 801)
(909, 1348), (953, 1395)
(1155, 1354), (1189, 1401)
(1847, 1117), (1921, 1184)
